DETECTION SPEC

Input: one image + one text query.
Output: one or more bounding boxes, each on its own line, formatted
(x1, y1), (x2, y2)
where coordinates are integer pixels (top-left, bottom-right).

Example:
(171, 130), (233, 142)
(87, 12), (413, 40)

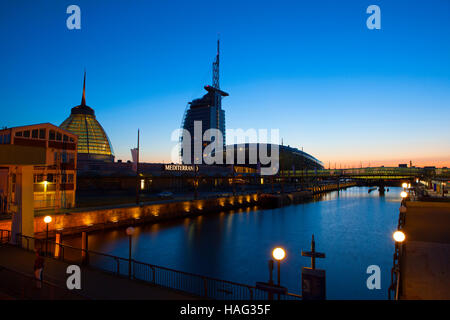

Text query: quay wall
(0, 182), (356, 237)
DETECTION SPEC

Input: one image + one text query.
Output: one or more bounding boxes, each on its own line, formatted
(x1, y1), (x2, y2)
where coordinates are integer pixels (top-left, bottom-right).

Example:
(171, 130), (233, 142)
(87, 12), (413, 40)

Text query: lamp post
(267, 259), (274, 300)
(272, 247), (286, 299)
(393, 230), (406, 256)
(126, 226), (135, 278)
(44, 215), (52, 256)
(392, 230), (405, 299)
(400, 190), (408, 204)
(393, 230), (406, 243)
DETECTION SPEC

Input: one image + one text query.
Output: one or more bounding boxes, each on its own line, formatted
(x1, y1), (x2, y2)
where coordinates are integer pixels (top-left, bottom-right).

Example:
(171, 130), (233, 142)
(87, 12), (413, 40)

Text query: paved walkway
(0, 245), (196, 300)
(401, 201), (450, 300)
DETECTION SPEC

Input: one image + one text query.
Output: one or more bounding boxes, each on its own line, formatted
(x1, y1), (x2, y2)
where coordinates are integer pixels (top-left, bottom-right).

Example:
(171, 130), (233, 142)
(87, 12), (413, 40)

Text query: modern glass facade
(181, 40), (228, 164)
(60, 73), (114, 162)
(60, 111), (114, 161)
(181, 88), (226, 164)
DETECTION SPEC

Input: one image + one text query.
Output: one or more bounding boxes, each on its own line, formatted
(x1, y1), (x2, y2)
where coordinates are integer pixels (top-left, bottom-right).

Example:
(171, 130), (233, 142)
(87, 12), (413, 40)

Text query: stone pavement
(400, 201), (450, 300)
(0, 244), (196, 300)
(0, 265), (85, 300)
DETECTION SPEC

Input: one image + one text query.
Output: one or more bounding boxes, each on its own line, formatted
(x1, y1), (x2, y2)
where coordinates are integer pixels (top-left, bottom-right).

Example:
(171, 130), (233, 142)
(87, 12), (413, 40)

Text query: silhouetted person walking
(2, 195), (7, 214)
(34, 250), (44, 288)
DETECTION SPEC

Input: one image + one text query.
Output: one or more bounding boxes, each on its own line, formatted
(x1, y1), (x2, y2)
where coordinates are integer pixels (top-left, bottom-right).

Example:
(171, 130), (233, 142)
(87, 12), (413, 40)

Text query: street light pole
(126, 226), (135, 279)
(272, 247), (286, 300)
(268, 259), (274, 300)
(44, 216), (52, 256)
(277, 260), (281, 286)
(46, 223), (49, 256)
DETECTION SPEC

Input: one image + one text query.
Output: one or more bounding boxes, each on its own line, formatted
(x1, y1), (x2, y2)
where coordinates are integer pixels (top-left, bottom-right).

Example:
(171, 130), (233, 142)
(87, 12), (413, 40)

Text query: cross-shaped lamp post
(301, 234), (326, 300)
(301, 234), (325, 269)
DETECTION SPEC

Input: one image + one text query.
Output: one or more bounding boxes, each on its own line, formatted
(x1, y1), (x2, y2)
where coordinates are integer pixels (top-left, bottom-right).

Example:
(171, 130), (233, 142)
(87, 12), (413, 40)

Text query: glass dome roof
(60, 72), (114, 161)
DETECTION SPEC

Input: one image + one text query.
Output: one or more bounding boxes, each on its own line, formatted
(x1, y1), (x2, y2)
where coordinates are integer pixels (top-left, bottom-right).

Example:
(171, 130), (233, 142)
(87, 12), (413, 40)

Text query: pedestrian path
(400, 201), (450, 299)
(0, 245), (196, 300)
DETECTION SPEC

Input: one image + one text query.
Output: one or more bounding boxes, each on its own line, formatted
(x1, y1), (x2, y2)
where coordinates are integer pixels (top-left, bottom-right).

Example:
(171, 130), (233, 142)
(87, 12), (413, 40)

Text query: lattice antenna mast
(212, 39), (220, 89)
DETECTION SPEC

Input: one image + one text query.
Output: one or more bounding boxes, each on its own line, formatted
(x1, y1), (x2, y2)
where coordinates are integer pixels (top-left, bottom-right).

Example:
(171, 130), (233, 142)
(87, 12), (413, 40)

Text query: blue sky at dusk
(1, 0), (449, 167)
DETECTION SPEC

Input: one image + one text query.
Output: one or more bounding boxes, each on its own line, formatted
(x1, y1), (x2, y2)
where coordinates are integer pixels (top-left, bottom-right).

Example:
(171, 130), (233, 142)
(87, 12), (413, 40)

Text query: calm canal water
(65, 186), (401, 299)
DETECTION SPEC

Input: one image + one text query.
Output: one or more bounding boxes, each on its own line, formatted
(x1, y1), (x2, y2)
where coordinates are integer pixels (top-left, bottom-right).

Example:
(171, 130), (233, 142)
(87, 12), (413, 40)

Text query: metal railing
(388, 242), (401, 300)
(388, 200), (406, 300)
(12, 233), (301, 300)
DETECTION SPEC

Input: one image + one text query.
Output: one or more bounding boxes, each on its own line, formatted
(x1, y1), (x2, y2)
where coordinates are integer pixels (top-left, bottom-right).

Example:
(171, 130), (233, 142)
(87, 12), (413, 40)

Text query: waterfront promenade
(399, 201), (450, 299)
(0, 244), (195, 300)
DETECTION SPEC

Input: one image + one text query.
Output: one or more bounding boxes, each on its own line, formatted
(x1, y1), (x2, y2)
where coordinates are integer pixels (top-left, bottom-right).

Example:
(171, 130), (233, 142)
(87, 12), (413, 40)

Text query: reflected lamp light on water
(44, 216), (52, 224)
(272, 247), (286, 261)
(400, 191), (408, 198)
(393, 231), (406, 243)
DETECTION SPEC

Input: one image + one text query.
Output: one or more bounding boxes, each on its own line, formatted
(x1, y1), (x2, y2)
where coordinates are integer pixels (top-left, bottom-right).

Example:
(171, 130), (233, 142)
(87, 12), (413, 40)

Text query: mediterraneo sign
(164, 164), (197, 172)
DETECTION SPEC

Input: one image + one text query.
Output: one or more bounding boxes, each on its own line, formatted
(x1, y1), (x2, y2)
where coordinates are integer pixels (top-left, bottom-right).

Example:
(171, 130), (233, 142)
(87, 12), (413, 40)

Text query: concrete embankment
(0, 182), (356, 237)
(2, 194), (266, 237)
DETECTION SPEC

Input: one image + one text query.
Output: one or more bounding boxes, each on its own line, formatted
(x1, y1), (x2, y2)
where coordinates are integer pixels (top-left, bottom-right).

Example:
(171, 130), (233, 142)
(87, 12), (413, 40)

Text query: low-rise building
(0, 123), (78, 213)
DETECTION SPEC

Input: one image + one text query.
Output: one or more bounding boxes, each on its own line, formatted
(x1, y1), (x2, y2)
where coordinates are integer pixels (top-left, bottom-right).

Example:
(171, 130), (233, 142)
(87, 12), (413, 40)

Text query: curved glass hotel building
(60, 72), (114, 162)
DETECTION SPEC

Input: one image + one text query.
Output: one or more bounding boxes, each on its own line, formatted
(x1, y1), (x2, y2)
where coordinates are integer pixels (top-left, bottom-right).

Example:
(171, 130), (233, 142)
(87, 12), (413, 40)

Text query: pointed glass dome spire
(60, 71), (114, 162)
